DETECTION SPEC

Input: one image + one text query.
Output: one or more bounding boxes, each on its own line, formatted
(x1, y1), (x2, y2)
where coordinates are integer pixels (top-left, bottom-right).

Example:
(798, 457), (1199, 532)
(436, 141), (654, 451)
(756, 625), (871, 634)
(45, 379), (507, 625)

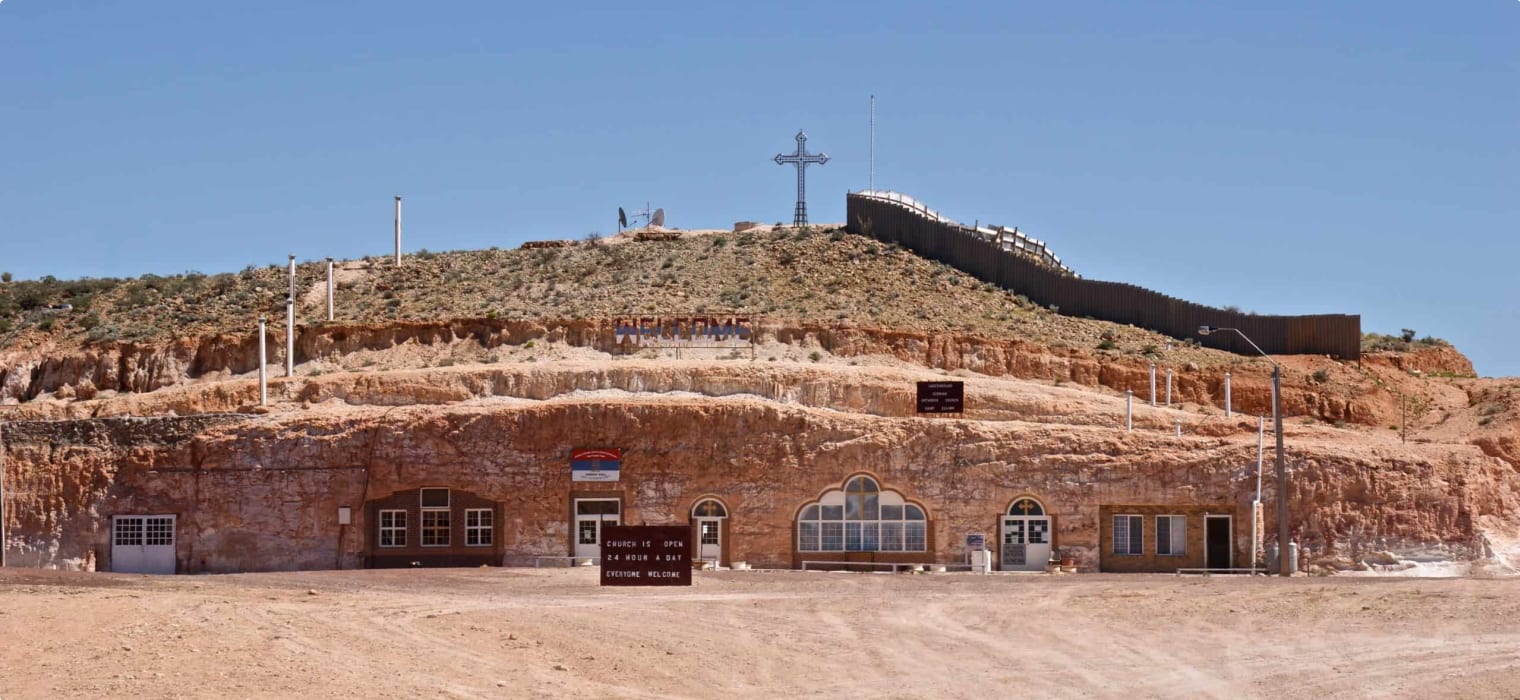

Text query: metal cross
(773, 130), (829, 227)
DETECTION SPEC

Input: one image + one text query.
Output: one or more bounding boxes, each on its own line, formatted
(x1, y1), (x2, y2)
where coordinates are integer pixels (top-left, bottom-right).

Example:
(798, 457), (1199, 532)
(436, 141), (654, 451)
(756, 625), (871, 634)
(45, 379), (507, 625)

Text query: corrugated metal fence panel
(847, 194), (1360, 359)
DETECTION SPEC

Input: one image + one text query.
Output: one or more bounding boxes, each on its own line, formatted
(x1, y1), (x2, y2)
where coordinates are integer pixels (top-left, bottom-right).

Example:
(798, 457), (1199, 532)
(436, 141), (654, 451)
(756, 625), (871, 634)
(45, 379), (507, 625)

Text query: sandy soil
(2, 568), (1518, 699)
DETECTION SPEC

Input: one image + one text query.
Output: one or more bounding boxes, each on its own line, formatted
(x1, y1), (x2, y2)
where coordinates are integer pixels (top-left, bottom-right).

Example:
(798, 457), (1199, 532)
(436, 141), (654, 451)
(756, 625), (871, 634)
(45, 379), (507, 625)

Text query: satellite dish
(618, 207), (628, 231)
(650, 208), (665, 228)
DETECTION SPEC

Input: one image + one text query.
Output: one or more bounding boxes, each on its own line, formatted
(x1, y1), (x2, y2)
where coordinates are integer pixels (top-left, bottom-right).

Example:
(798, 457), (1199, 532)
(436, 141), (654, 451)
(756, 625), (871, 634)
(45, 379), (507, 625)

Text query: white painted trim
(378, 509), (407, 548)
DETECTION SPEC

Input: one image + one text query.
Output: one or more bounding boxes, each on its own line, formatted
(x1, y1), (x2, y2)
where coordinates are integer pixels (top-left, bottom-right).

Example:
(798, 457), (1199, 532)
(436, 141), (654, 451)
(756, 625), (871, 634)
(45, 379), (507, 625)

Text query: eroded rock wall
(3, 400), (1513, 573)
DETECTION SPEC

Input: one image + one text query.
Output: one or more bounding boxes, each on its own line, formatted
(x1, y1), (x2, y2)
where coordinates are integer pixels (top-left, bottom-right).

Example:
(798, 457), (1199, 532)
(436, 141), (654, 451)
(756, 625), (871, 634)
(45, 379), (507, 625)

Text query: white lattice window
(796, 476), (928, 552)
(113, 517), (144, 547)
(465, 508), (493, 547)
(379, 510), (407, 548)
(1113, 515), (1143, 556)
(1156, 515), (1186, 556)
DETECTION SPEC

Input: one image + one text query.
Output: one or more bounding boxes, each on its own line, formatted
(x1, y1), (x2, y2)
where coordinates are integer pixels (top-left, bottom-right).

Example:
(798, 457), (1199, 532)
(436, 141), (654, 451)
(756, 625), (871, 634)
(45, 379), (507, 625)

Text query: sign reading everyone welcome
(600, 525), (692, 587)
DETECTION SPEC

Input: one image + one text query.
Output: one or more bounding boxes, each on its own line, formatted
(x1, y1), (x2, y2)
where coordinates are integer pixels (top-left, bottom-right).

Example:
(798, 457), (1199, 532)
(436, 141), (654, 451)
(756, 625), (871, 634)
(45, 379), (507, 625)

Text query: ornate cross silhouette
(773, 130), (829, 227)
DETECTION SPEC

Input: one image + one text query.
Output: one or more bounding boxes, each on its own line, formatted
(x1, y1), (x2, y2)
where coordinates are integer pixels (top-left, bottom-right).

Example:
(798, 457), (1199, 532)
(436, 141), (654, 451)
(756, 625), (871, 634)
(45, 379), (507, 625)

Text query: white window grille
(379, 510), (406, 548)
(796, 477), (928, 552)
(465, 508), (493, 547)
(1113, 515), (1144, 556)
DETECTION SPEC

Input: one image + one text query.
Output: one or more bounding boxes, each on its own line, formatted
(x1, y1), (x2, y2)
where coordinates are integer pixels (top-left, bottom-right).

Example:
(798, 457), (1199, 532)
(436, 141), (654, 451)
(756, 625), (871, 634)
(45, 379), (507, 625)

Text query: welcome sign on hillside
(614, 316), (755, 348)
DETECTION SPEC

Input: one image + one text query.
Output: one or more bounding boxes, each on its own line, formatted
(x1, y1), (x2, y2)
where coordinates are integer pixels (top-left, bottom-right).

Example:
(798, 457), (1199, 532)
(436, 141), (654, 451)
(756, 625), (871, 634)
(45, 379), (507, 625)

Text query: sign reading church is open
(571, 449), (621, 482)
(600, 525), (692, 586)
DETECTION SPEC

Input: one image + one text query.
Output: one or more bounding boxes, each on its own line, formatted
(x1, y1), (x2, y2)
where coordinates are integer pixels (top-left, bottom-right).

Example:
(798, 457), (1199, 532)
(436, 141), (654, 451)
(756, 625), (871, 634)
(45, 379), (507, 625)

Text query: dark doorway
(1205, 516), (1232, 570)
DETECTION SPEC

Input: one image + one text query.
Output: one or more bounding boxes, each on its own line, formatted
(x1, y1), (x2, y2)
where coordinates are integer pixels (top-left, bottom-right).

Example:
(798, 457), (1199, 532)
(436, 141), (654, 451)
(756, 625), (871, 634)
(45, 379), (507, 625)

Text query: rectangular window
(820, 505), (844, 521)
(575, 499), (620, 516)
(465, 508), (493, 547)
(421, 510), (450, 547)
(1156, 515), (1186, 556)
(114, 517), (144, 547)
(820, 522), (844, 551)
(798, 522), (820, 552)
(861, 522), (880, 551)
(145, 517), (174, 546)
(1113, 515), (1143, 555)
(845, 522), (864, 551)
(379, 510), (406, 548)
(880, 522), (904, 551)
(904, 522), (927, 552)
(420, 488), (450, 509)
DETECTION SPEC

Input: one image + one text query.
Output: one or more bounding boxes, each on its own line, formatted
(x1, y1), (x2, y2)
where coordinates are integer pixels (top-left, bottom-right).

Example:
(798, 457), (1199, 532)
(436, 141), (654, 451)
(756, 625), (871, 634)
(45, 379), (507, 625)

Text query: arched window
(797, 476), (927, 552)
(691, 499), (728, 518)
(1008, 498), (1044, 517)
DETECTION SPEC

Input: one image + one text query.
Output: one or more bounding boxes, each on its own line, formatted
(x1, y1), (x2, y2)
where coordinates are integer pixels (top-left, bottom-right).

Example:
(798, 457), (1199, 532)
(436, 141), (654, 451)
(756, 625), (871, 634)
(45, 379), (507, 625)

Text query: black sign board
(599, 525), (692, 586)
(916, 381), (965, 413)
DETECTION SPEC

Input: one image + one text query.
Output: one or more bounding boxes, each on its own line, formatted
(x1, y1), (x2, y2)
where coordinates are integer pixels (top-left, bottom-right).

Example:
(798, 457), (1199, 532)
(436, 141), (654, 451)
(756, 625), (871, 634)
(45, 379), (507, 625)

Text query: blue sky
(2, 2), (1515, 375)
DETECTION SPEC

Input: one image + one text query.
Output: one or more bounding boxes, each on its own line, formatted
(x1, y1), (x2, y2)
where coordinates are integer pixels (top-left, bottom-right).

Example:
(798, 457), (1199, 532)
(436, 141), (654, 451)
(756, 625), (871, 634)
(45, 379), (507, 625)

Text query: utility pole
(326, 257), (335, 322)
(394, 196), (403, 266)
(258, 317), (268, 406)
(869, 95), (875, 193)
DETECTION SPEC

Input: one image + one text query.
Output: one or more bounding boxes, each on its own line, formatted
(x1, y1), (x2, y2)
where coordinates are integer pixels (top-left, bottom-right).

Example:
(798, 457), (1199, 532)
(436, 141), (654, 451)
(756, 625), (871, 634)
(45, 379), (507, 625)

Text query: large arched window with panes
(796, 475), (927, 552)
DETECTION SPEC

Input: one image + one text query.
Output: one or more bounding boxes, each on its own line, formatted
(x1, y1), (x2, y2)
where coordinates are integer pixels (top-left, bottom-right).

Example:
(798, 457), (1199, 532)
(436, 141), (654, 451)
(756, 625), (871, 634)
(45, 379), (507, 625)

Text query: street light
(1199, 325), (1289, 577)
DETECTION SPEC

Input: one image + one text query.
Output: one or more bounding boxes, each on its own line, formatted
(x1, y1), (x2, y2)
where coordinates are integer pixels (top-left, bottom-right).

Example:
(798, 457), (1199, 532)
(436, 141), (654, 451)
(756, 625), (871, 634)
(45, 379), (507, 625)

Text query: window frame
(1112, 514), (1144, 556)
(421, 508), (451, 548)
(1155, 515), (1186, 557)
(796, 477), (927, 553)
(464, 508), (493, 547)
(420, 487), (450, 509)
(379, 509), (407, 548)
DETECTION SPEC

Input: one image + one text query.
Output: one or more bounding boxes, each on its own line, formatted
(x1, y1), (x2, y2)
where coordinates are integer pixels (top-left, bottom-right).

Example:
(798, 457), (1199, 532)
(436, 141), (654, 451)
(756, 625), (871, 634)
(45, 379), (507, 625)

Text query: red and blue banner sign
(571, 448), (622, 482)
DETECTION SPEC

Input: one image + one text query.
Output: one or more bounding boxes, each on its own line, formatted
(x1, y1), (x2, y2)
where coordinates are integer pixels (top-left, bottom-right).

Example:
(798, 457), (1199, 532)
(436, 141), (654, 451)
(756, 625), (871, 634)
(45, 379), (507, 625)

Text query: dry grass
(0, 228), (1229, 366)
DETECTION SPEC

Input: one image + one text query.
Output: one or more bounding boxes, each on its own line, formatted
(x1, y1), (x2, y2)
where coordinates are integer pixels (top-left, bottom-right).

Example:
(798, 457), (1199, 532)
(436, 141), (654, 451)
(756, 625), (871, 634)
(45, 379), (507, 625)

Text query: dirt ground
(1, 568), (1517, 699)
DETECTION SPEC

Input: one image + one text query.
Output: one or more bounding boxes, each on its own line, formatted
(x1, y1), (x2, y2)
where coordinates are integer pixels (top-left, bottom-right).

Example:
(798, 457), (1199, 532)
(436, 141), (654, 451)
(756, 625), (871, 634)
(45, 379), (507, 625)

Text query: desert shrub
(1096, 339), (1117, 351)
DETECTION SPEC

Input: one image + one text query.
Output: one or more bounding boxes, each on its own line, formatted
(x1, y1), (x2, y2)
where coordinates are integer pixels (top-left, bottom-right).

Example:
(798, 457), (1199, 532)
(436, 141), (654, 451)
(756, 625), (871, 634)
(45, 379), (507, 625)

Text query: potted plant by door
(1058, 548), (1077, 573)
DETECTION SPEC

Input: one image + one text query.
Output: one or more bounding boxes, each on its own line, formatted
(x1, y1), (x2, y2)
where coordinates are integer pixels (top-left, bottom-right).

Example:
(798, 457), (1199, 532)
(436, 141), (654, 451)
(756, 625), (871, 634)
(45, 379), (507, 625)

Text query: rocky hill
(1, 224), (1517, 573)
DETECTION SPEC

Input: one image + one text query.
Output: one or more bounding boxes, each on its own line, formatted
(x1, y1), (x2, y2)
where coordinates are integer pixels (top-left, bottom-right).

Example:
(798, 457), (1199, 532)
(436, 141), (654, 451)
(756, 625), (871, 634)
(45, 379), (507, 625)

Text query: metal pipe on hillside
(326, 257), (334, 322)
(1225, 372), (1233, 417)
(1125, 390), (1132, 431)
(394, 196), (402, 266)
(285, 300), (295, 377)
(258, 317), (268, 406)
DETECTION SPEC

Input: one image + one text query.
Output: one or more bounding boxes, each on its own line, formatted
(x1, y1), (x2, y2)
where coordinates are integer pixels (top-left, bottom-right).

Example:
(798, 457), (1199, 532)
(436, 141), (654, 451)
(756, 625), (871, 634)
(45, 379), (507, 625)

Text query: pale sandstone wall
(0, 319), (1475, 426)
(4, 399), (1513, 573)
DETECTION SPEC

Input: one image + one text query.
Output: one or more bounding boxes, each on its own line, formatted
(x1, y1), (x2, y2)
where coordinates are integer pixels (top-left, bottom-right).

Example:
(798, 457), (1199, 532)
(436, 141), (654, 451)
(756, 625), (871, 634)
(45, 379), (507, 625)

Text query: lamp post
(1200, 325), (1288, 577)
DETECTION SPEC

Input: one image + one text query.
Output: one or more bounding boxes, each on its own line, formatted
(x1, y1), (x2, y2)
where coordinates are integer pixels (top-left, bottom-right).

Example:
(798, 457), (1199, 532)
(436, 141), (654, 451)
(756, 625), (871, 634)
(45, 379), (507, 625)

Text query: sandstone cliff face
(0, 319), (1480, 432)
(3, 391), (1514, 574)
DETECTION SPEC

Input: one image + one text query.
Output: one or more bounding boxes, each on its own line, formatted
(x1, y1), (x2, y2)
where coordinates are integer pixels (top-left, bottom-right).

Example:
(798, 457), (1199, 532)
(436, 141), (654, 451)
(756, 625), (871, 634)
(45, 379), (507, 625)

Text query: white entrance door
(112, 515), (177, 574)
(1001, 515), (1053, 572)
(696, 519), (721, 562)
(573, 499), (620, 560)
